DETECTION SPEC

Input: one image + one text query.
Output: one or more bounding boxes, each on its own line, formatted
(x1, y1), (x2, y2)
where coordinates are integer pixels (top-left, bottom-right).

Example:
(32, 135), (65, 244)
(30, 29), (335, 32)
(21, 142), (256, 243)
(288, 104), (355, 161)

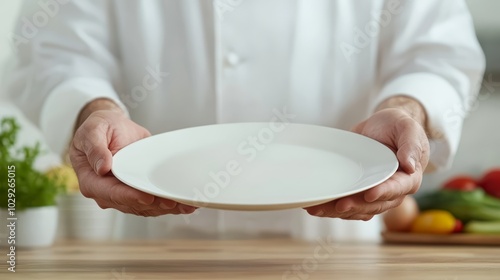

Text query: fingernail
(95, 159), (103, 172)
(180, 205), (196, 213)
(315, 210), (325, 216)
(409, 157), (416, 171)
(160, 201), (176, 210)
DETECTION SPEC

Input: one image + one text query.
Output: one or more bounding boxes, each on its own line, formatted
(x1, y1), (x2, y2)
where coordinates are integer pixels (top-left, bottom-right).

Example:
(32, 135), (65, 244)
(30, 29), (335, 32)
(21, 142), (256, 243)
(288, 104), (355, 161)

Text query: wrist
(75, 98), (124, 130)
(375, 96), (428, 129)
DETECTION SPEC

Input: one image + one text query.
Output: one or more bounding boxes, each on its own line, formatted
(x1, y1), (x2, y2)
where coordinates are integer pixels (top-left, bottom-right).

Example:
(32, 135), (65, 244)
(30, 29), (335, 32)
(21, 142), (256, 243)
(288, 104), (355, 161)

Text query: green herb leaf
(0, 117), (66, 210)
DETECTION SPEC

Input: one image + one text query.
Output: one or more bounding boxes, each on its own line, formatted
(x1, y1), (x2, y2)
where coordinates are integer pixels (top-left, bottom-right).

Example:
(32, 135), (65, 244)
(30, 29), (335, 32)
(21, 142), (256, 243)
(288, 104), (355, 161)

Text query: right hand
(69, 106), (197, 217)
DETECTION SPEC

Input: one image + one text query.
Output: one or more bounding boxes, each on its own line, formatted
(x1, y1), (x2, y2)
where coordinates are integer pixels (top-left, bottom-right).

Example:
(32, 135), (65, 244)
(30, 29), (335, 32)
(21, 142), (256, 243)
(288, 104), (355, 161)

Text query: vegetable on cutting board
(410, 210), (460, 234)
(442, 176), (478, 191)
(383, 170), (500, 237)
(416, 188), (500, 222)
(383, 196), (419, 232)
(480, 168), (500, 199)
(464, 221), (500, 234)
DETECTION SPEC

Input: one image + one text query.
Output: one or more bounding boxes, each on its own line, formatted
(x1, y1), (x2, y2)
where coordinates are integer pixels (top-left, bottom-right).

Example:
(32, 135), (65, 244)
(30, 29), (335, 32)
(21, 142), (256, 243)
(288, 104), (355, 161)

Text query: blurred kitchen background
(0, 1), (499, 242)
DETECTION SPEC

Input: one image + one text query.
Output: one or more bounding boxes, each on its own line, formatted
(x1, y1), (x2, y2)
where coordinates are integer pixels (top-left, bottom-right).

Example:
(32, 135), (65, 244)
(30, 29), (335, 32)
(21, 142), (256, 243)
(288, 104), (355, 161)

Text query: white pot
(0, 206), (58, 248)
(58, 192), (116, 240)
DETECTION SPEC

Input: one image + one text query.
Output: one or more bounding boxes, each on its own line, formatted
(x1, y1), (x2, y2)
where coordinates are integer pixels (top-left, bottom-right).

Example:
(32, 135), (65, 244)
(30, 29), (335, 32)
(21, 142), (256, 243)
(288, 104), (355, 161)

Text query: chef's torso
(108, 0), (388, 240)
(114, 0), (383, 135)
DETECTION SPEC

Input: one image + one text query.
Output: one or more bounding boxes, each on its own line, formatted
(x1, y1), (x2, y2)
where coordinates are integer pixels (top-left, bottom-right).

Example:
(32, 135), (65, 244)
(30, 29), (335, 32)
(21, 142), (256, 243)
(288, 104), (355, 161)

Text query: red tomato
(453, 220), (464, 233)
(480, 169), (500, 198)
(442, 176), (478, 191)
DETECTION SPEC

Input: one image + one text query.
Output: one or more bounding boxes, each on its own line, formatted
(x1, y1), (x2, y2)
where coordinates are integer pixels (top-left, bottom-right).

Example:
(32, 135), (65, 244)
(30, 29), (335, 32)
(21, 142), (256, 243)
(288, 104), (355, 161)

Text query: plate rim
(112, 122), (399, 210)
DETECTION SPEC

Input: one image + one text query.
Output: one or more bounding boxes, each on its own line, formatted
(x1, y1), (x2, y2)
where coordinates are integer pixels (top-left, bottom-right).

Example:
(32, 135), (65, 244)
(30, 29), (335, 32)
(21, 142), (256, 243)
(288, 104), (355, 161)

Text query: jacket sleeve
(8, 0), (127, 155)
(372, 0), (486, 170)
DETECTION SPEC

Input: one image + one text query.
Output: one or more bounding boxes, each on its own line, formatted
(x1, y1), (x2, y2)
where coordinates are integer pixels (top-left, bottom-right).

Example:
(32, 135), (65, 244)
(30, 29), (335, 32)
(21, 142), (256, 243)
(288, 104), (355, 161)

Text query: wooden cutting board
(382, 231), (500, 245)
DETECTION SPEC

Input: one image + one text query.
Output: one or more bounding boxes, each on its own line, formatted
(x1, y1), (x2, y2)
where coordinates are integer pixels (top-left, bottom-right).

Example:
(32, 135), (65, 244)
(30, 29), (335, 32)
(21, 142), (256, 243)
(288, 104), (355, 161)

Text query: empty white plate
(112, 123), (398, 211)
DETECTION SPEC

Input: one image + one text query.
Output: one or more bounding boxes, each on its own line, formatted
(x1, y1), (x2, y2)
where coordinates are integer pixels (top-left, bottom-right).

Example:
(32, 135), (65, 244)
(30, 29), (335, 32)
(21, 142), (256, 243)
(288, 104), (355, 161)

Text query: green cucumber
(464, 221), (500, 234)
(416, 189), (500, 222)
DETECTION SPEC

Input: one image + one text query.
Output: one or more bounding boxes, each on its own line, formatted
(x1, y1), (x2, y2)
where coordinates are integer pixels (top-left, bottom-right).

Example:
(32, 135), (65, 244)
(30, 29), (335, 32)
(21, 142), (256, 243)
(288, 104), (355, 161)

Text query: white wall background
(0, 1), (62, 171)
(0, 1), (21, 86)
(466, 0), (500, 34)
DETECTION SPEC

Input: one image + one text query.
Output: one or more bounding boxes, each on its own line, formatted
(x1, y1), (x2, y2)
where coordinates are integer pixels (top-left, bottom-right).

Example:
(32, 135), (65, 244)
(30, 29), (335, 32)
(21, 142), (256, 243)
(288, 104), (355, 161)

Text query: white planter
(0, 206), (58, 248)
(58, 192), (116, 240)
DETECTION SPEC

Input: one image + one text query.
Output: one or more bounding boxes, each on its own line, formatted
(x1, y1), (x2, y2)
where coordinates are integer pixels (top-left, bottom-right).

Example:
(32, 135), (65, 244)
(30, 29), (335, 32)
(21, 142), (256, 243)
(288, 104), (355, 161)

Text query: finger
(306, 194), (405, 218)
(90, 181), (198, 212)
(79, 174), (156, 206)
(305, 194), (358, 218)
(153, 196), (178, 210)
(364, 171), (420, 202)
(73, 121), (112, 176)
(73, 150), (196, 213)
(69, 146), (92, 172)
(341, 214), (375, 221)
(94, 198), (197, 217)
(346, 197), (404, 216)
(395, 118), (426, 174)
(139, 205), (197, 216)
(108, 124), (152, 154)
(146, 196), (198, 212)
(178, 204), (198, 214)
(305, 199), (339, 217)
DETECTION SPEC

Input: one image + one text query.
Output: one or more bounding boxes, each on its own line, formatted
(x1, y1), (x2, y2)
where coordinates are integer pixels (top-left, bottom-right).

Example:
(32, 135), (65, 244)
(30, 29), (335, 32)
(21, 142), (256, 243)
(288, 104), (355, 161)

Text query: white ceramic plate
(112, 123), (398, 211)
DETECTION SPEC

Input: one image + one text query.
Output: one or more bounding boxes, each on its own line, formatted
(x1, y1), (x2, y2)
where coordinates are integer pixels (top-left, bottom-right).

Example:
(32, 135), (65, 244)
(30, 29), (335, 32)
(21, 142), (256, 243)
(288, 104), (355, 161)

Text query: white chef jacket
(8, 0), (484, 240)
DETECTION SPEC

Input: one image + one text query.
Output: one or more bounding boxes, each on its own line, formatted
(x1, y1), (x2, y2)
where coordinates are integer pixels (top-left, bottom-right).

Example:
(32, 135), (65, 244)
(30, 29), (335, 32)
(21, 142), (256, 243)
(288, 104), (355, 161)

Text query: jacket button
(225, 52), (241, 67)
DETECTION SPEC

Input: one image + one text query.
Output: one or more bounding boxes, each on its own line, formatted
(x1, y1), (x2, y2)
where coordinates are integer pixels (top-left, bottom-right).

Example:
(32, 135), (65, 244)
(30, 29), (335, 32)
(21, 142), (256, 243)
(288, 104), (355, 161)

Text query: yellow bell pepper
(411, 210), (457, 234)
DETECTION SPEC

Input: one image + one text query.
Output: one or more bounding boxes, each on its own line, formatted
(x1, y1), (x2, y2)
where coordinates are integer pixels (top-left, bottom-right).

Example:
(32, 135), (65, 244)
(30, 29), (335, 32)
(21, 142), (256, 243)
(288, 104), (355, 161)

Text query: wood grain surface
(382, 231), (500, 246)
(1, 239), (499, 280)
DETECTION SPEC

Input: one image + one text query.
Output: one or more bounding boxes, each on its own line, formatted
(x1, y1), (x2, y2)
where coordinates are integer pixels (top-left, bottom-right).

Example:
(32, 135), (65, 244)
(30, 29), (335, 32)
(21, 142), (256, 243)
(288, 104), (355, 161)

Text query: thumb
(74, 124), (113, 176)
(396, 122), (425, 174)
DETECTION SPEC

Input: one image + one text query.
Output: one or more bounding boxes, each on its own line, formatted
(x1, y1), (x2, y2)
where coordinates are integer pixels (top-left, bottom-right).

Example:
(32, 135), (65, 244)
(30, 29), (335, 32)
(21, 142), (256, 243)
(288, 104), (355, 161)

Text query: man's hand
(69, 99), (197, 216)
(305, 96), (430, 221)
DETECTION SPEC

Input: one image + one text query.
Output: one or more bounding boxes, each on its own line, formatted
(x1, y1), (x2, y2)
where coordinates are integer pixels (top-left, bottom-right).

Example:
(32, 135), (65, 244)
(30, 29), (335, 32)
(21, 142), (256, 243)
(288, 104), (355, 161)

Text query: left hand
(305, 102), (430, 221)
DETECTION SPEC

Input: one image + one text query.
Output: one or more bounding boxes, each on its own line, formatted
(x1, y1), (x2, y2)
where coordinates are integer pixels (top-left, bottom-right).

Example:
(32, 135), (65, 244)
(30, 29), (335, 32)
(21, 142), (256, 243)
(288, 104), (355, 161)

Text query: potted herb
(0, 117), (66, 247)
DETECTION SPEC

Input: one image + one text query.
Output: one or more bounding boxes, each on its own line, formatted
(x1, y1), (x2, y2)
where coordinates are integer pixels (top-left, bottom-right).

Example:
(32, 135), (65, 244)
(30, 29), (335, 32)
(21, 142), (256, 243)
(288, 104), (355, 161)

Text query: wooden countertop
(1, 239), (499, 279)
